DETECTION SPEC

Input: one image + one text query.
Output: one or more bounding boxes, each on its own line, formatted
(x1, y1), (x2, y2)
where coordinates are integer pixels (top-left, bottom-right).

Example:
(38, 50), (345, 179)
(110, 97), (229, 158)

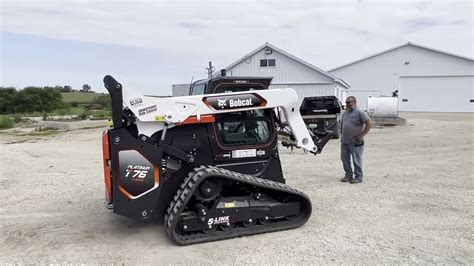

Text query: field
(0, 112), (472, 264)
(60, 92), (105, 103)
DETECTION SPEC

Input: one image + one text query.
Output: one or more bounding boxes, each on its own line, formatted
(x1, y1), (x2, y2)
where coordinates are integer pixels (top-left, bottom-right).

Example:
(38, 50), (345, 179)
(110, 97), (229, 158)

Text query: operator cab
(190, 76), (281, 179)
(191, 76), (274, 146)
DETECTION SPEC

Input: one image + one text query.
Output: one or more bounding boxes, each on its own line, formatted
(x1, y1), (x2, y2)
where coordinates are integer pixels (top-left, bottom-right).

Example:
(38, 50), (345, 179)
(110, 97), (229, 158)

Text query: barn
(329, 42), (474, 112)
(220, 42), (350, 104)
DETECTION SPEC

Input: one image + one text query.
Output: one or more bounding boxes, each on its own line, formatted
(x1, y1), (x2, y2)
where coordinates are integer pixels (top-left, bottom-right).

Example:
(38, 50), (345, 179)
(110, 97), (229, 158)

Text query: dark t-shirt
(341, 107), (370, 144)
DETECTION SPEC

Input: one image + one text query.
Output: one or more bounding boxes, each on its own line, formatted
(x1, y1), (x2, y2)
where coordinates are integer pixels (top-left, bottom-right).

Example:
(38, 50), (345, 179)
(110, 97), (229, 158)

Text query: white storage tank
(367, 97), (398, 118)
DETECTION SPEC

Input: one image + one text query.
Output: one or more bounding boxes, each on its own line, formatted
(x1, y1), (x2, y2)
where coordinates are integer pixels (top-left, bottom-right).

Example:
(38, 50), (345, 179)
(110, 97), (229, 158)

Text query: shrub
(93, 109), (111, 119)
(78, 112), (89, 120)
(0, 115), (14, 129)
(70, 101), (79, 107)
(12, 114), (23, 123)
(58, 109), (66, 116)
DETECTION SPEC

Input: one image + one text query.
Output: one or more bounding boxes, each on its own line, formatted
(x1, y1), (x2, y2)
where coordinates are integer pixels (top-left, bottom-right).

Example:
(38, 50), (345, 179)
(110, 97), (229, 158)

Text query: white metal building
(329, 42), (474, 112)
(221, 42), (350, 104)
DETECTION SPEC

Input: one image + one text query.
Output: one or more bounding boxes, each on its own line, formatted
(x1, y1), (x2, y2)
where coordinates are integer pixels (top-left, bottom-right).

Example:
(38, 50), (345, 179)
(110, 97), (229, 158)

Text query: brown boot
(341, 176), (352, 182)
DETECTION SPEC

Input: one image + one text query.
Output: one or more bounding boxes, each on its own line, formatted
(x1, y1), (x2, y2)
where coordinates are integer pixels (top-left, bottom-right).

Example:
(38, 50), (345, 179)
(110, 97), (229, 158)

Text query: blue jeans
(341, 143), (364, 180)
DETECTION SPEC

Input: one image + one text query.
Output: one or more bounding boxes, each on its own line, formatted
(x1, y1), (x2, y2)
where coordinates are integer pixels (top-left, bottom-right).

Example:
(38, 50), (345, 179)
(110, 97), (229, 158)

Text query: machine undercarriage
(165, 166), (311, 245)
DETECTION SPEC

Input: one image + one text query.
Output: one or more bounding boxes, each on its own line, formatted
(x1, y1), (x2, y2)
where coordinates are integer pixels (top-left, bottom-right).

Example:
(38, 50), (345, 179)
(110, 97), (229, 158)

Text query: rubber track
(165, 166), (312, 245)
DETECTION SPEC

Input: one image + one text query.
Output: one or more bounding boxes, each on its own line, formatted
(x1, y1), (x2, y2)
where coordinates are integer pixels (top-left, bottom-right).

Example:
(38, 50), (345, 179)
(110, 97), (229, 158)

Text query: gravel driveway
(0, 112), (472, 264)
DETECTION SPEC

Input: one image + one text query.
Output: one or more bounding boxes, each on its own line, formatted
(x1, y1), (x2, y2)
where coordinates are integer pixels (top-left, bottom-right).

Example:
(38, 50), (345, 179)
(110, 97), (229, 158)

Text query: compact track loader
(101, 75), (332, 245)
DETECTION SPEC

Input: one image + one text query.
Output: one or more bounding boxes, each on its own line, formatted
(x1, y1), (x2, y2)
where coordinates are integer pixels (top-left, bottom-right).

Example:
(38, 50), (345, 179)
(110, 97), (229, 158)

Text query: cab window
(216, 109), (272, 146)
(191, 84), (206, 95)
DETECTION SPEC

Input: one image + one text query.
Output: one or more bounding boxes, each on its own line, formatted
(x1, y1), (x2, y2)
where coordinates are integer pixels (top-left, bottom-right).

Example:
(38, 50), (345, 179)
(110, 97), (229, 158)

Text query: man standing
(340, 96), (372, 184)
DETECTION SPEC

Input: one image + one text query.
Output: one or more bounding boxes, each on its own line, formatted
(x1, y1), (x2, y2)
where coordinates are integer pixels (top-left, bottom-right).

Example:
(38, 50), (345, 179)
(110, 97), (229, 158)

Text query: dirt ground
(0, 112), (472, 264)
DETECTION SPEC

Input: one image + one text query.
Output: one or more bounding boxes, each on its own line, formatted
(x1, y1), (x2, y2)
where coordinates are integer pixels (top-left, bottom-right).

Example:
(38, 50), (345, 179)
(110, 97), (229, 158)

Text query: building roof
(224, 42), (350, 88)
(329, 42), (474, 72)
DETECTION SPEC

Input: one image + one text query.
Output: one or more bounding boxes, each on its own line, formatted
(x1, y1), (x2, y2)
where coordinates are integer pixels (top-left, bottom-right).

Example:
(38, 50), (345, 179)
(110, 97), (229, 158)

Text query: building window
(260, 59), (276, 67)
(402, 99), (408, 102)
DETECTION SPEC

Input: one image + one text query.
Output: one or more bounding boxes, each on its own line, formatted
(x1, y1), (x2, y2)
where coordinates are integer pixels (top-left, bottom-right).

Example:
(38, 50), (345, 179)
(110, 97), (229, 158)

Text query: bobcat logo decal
(217, 99), (227, 109)
(204, 93), (266, 111)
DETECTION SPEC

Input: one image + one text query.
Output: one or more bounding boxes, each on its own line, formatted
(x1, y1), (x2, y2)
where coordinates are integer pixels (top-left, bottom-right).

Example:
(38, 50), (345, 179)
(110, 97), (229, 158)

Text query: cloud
(1, 0), (472, 93)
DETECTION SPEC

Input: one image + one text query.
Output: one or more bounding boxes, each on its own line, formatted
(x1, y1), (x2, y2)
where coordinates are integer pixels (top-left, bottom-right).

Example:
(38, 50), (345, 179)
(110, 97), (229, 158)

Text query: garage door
(399, 75), (474, 112)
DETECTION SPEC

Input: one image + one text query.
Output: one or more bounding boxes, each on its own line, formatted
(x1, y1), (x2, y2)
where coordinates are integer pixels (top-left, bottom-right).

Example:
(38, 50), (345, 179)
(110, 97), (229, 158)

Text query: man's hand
(357, 119), (372, 141)
(355, 134), (364, 141)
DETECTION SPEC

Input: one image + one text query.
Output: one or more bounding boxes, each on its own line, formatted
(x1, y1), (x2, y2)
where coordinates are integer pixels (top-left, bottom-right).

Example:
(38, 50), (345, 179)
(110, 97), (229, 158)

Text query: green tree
(0, 87), (18, 114)
(82, 84), (91, 92)
(17, 87), (63, 113)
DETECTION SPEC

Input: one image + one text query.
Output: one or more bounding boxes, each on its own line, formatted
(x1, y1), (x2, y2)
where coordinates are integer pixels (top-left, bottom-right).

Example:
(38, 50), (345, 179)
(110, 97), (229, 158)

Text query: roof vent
(265, 48), (272, 54)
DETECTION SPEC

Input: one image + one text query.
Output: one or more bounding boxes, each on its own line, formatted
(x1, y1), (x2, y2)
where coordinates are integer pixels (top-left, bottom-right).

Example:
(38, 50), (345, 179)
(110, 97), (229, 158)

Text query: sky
(1, 0), (473, 95)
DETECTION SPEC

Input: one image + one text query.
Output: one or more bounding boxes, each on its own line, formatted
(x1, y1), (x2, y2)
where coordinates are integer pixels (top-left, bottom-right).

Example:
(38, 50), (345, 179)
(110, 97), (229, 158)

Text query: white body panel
(123, 88), (318, 153)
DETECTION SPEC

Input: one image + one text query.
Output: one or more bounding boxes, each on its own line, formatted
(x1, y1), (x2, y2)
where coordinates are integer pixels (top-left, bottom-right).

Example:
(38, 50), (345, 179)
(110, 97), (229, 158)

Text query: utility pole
(205, 61), (215, 79)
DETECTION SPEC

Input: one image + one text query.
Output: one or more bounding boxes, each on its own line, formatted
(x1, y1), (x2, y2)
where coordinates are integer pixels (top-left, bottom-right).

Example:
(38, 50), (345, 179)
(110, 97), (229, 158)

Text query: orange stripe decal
(177, 115), (215, 125)
(102, 130), (112, 203)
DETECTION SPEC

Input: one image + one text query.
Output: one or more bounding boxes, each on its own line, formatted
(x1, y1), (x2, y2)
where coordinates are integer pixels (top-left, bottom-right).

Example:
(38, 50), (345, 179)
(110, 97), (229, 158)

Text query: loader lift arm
(104, 75), (318, 153)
